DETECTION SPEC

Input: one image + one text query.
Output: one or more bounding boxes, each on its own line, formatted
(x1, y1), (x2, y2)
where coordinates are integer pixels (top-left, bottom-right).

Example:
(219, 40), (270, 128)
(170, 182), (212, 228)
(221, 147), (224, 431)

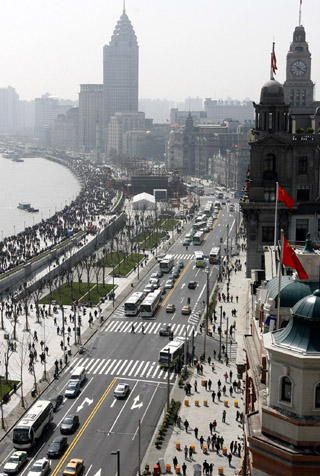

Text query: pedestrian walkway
(103, 320), (195, 337)
(69, 357), (177, 382)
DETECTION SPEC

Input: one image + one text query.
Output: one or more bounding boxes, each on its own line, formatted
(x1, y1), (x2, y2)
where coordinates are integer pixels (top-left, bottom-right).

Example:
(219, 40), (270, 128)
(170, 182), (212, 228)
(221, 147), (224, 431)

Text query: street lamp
(226, 224), (230, 263)
(111, 449), (120, 476)
(167, 349), (171, 412)
(219, 305), (223, 360)
(112, 263), (115, 308)
(203, 267), (210, 358)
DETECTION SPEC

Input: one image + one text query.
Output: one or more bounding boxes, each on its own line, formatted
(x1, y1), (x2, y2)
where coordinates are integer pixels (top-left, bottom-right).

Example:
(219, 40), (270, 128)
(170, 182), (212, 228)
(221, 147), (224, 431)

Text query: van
(70, 366), (86, 385)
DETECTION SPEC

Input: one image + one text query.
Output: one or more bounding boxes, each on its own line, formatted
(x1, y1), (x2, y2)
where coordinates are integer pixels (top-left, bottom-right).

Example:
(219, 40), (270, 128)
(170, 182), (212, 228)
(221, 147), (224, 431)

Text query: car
(143, 283), (154, 294)
(177, 260), (184, 269)
(47, 436), (68, 458)
(166, 303), (176, 313)
(183, 239), (191, 246)
(62, 458), (84, 476)
(60, 414), (80, 434)
(182, 305), (191, 315)
(159, 324), (172, 336)
(155, 270), (163, 278)
(4, 451), (28, 473)
(188, 281), (197, 289)
(203, 226), (210, 233)
(49, 394), (63, 412)
(165, 280), (174, 289)
(65, 380), (81, 398)
(159, 286), (166, 295)
(27, 458), (50, 476)
(150, 278), (160, 289)
(114, 383), (130, 399)
(171, 270), (179, 279)
(156, 253), (166, 262)
(150, 272), (158, 279)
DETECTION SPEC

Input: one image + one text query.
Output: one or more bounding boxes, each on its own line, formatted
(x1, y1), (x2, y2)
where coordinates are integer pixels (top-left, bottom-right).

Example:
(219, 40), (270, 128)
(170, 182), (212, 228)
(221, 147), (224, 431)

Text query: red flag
(283, 236), (308, 280)
(278, 184), (295, 209)
(271, 50), (277, 74)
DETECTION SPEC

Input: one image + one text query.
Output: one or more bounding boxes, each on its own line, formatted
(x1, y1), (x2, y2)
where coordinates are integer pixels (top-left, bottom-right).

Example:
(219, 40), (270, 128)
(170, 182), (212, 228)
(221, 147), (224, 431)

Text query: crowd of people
(0, 158), (117, 275)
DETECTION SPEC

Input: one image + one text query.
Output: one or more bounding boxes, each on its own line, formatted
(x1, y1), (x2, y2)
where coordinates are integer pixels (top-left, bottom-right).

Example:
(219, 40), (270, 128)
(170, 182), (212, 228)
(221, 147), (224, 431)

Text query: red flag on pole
(282, 236), (308, 280)
(278, 184), (295, 209)
(271, 49), (277, 75)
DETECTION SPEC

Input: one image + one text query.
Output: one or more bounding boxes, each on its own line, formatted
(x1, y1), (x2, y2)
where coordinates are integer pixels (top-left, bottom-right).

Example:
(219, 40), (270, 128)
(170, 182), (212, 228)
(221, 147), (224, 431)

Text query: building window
(298, 156), (308, 174)
(281, 376), (292, 403)
(296, 219), (308, 242)
(315, 384), (320, 409)
(264, 186), (276, 202)
(297, 185), (310, 201)
(290, 89), (294, 105)
(302, 89), (306, 107)
(264, 154), (275, 172)
(262, 226), (274, 243)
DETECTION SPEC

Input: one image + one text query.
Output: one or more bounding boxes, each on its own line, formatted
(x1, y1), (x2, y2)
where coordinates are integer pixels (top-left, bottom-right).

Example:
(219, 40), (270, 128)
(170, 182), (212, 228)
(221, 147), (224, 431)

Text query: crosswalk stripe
(140, 362), (150, 377)
(121, 359), (133, 375)
(116, 360), (128, 375)
(110, 360), (123, 375)
(153, 323), (161, 334)
(93, 359), (106, 374)
(106, 360), (120, 374)
(146, 362), (155, 377)
(149, 322), (158, 333)
(152, 365), (159, 378)
(144, 322), (153, 333)
(99, 359), (111, 374)
(128, 360), (140, 376)
(103, 359), (118, 374)
(134, 361), (145, 376)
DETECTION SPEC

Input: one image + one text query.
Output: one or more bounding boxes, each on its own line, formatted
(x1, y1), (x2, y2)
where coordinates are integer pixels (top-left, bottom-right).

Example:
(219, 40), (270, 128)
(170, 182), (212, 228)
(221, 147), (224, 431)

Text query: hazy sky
(1, 0), (319, 103)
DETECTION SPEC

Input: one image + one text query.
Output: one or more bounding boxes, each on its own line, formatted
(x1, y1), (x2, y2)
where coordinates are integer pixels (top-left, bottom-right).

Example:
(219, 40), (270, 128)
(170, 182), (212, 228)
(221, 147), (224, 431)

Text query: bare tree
(1, 340), (14, 382)
(0, 298), (4, 330)
(75, 261), (83, 294)
(93, 254), (104, 294)
(18, 335), (30, 408)
(82, 254), (95, 302)
(22, 283), (32, 331)
(32, 283), (44, 324)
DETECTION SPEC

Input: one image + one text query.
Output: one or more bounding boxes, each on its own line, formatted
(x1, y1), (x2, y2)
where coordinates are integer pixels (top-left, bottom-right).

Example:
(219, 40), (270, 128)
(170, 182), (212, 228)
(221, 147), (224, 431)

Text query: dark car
(65, 380), (81, 398)
(159, 324), (172, 336)
(60, 414), (79, 434)
(49, 394), (63, 412)
(47, 436), (68, 458)
(188, 281), (197, 289)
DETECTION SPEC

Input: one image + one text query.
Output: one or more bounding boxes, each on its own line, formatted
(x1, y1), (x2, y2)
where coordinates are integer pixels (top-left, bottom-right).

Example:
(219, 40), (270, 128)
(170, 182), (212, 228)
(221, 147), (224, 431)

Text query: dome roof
(265, 276), (315, 307)
(273, 290), (320, 353)
(260, 79), (285, 105)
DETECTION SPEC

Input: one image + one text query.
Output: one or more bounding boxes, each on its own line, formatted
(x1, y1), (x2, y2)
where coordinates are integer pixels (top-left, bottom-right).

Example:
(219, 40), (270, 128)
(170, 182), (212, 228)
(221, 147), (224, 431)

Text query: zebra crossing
(171, 253), (195, 260)
(71, 357), (176, 382)
(104, 320), (196, 337)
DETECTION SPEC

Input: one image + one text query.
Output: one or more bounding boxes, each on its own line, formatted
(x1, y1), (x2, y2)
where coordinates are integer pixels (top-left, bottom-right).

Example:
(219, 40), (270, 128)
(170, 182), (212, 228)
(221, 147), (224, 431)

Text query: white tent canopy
(132, 192), (156, 210)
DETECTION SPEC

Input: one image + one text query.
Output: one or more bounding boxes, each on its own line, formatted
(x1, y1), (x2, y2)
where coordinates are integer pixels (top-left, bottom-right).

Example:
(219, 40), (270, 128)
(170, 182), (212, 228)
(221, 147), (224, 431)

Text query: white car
(27, 458), (50, 476)
(114, 383), (130, 399)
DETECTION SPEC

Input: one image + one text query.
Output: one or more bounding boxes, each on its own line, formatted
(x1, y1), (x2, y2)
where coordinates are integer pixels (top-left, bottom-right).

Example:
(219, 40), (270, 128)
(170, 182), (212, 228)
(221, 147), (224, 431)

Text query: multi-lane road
(0, 193), (239, 476)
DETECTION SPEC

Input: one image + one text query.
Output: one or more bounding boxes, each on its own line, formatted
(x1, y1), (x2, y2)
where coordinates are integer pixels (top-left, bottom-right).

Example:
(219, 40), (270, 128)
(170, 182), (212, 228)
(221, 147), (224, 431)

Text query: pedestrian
(194, 426), (199, 439)
(208, 379), (212, 390)
(209, 462), (213, 475)
(218, 379), (221, 389)
(211, 362), (215, 372)
(189, 446), (192, 460)
(211, 390), (216, 402)
(204, 380), (208, 390)
(173, 456), (178, 468)
(216, 441), (220, 454)
(224, 371), (228, 382)
(182, 462), (187, 475)
(57, 326), (60, 335)
(234, 441), (238, 454)
(184, 419), (189, 432)
(33, 330), (38, 341)
(213, 350), (216, 360)
(230, 385), (233, 396)
(207, 436), (211, 448)
(238, 444), (241, 457)
(222, 385), (226, 395)
(209, 422), (213, 434)
(200, 364), (203, 374)
(230, 441), (234, 453)
(212, 419), (217, 431)
(222, 409), (226, 423)
(203, 460), (208, 475)
(177, 415), (181, 428)
(199, 435), (204, 448)
(131, 323), (135, 333)
(208, 356), (211, 365)
(229, 370), (233, 380)
(194, 380), (197, 392)
(13, 383), (17, 393)
(60, 359), (63, 369)
(184, 444), (188, 459)
(60, 340), (64, 350)
(217, 390), (221, 401)
(227, 452), (232, 466)
(142, 324), (145, 334)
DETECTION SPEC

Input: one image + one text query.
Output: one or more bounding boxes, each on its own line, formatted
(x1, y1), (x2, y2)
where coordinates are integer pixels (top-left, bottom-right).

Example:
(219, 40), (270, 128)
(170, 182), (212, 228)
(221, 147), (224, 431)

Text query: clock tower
(283, 25), (314, 114)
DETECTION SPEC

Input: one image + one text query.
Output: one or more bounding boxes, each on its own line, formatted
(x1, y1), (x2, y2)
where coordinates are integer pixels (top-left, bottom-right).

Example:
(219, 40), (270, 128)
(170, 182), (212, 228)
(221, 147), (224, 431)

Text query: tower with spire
(103, 5), (139, 128)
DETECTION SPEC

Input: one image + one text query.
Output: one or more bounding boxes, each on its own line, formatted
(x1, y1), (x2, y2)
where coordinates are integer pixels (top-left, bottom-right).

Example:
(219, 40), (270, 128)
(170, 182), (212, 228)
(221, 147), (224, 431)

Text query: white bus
(159, 336), (186, 367)
(12, 400), (54, 449)
(192, 221), (206, 231)
(124, 292), (145, 316)
(194, 251), (205, 267)
(193, 230), (205, 245)
(214, 200), (221, 209)
(159, 254), (174, 273)
(209, 247), (221, 264)
(140, 290), (162, 318)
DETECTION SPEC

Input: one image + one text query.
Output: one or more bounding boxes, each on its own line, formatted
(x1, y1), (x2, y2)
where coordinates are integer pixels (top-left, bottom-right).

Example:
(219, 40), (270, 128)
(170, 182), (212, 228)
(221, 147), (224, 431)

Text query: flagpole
(274, 182), (278, 249)
(270, 43), (274, 80)
(276, 229), (284, 330)
(299, 0), (302, 27)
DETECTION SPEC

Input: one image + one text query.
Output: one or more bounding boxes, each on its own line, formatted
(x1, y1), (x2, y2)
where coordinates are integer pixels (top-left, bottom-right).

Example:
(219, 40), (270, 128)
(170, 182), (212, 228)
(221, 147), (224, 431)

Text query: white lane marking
(108, 381), (139, 435)
(132, 383), (160, 440)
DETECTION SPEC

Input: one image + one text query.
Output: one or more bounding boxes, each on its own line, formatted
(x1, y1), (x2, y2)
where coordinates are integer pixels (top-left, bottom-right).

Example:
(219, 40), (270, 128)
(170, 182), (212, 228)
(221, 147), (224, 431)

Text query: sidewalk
(142, 244), (249, 476)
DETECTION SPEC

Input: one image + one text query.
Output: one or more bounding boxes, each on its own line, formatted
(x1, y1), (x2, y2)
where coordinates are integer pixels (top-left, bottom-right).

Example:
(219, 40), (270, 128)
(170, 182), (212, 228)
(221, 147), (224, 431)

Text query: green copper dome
(266, 276), (316, 308)
(273, 290), (320, 353)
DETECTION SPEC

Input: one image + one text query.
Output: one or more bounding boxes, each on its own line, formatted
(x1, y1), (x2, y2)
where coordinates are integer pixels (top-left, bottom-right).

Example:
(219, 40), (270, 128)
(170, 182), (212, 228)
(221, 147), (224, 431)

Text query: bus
(159, 254), (174, 273)
(192, 221), (206, 232)
(194, 251), (205, 267)
(12, 400), (54, 449)
(124, 292), (145, 316)
(209, 247), (221, 264)
(140, 290), (162, 318)
(193, 230), (205, 245)
(159, 336), (186, 367)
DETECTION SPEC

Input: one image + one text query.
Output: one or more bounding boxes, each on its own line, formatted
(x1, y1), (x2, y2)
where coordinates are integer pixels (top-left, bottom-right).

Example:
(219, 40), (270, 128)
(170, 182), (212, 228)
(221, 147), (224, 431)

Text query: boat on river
(17, 203), (39, 213)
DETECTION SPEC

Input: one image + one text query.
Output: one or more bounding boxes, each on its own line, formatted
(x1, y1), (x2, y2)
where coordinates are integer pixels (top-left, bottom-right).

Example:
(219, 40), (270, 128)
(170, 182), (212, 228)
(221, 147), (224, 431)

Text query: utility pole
(226, 316), (229, 360)
(227, 224), (230, 264)
(112, 263), (115, 308)
(203, 268), (210, 358)
(167, 349), (171, 411)
(138, 420), (141, 476)
(219, 305), (223, 359)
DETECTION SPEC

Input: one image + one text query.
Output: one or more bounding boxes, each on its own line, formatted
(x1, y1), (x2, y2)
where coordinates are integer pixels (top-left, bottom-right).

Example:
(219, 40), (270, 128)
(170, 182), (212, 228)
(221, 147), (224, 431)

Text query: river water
(0, 155), (81, 240)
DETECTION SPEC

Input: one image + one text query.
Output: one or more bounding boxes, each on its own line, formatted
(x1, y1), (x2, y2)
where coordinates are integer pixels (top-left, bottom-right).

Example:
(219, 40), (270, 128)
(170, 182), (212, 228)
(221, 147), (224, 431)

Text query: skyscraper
(103, 5), (139, 127)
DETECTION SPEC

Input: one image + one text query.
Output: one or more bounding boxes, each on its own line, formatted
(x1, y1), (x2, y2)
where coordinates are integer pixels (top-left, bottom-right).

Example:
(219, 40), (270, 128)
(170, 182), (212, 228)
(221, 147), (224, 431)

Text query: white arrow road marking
(91, 469), (101, 476)
(131, 395), (143, 410)
(77, 397), (93, 412)
(181, 283), (185, 289)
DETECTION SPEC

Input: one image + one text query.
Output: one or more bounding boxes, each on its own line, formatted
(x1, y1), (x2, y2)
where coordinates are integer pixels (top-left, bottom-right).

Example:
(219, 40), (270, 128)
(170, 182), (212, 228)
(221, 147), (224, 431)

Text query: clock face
(291, 60), (307, 76)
